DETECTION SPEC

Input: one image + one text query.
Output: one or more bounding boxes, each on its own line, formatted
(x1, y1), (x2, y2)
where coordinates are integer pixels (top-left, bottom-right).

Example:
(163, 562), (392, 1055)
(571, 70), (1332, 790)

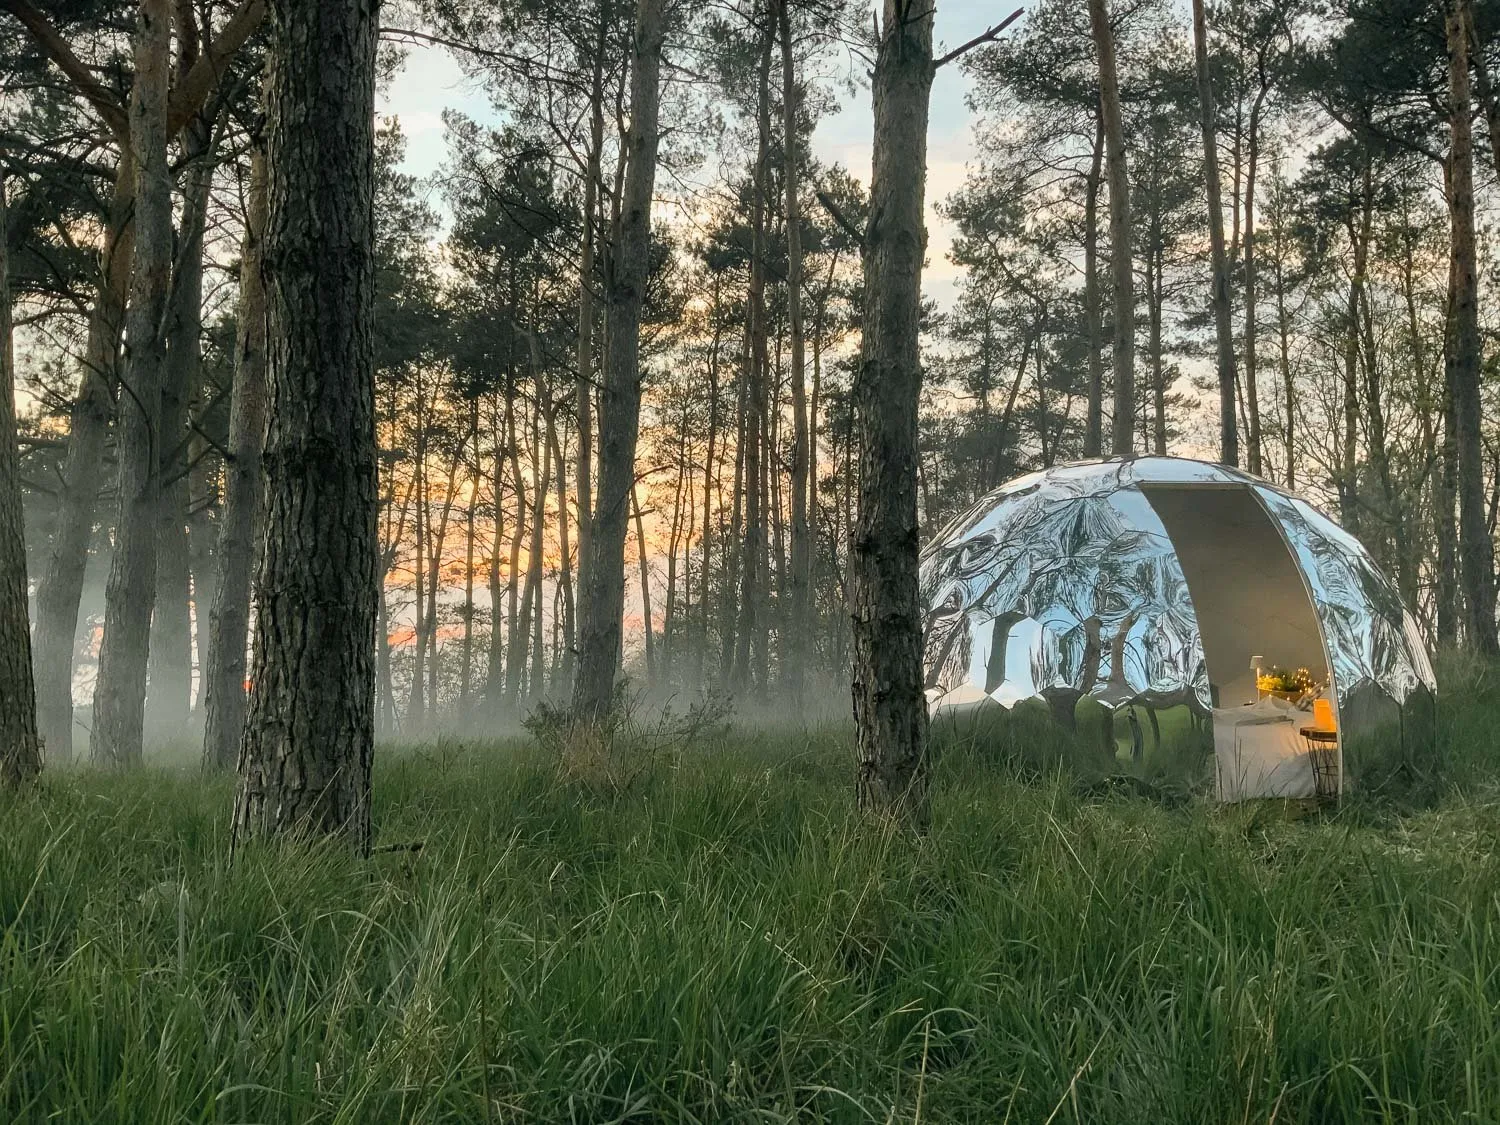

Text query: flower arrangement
(1257, 666), (1320, 696)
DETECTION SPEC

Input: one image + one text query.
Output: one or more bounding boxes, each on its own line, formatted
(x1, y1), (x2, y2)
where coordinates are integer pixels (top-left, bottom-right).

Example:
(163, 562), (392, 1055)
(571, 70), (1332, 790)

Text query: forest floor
(4, 659), (1500, 1123)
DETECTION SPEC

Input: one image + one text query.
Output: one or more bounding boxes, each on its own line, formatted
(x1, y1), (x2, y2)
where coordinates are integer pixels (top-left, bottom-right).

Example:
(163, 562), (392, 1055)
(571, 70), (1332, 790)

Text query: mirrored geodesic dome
(921, 457), (1437, 801)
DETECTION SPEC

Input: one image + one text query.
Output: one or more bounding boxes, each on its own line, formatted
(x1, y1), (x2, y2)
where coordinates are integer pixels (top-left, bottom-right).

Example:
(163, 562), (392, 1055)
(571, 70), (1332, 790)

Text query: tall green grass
(3, 677), (1499, 1122)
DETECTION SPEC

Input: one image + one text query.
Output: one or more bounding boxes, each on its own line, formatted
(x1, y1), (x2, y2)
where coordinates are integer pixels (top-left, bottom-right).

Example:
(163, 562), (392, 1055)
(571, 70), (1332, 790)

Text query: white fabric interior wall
(1142, 484), (1327, 706)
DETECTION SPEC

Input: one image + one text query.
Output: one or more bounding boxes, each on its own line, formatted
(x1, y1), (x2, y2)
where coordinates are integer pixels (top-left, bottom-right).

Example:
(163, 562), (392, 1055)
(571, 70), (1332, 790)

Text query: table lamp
(1312, 697), (1336, 731)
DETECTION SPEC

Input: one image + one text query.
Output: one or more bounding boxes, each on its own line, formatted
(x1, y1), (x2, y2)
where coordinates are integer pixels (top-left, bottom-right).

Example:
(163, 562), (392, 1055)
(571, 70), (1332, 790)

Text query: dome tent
(920, 456), (1436, 801)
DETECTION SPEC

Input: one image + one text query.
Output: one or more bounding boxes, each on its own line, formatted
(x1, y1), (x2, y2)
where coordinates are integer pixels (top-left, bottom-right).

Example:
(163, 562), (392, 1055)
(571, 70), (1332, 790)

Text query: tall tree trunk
(523, 387), (551, 701)
(1439, 298), (1460, 646)
(1242, 74), (1267, 476)
(0, 174), (41, 785)
(417, 405), (472, 721)
(484, 525), (504, 711)
(1036, 331), (1052, 466)
(853, 0), (934, 824)
(425, 443), (465, 717)
(1269, 166), (1296, 488)
(1089, 0), (1134, 456)
(720, 344), (746, 682)
(1340, 230), (1363, 533)
(754, 342), (774, 695)
(1083, 111), (1105, 457)
(1341, 157), (1375, 538)
(1192, 0), (1239, 466)
(92, 0), (173, 767)
(571, 0), (666, 721)
(31, 155), (135, 764)
(837, 401), (853, 667)
(187, 434), (218, 709)
(1447, 0), (1499, 654)
(807, 256), (831, 674)
(663, 416), (688, 682)
(1399, 216), (1436, 616)
(232, 0), (380, 853)
(779, 0), (811, 712)
(375, 456), (413, 736)
(149, 115), (213, 741)
(632, 480), (655, 686)
(484, 396), (507, 716)
(202, 146), (268, 771)
(407, 392), (428, 729)
(460, 408), (479, 712)
(734, 15), (775, 694)
(1149, 242), (1167, 454)
(504, 381), (527, 708)
(376, 582), (396, 732)
(696, 273), (721, 690)
(576, 19), (607, 587)
(1358, 176), (1397, 561)
(547, 400), (576, 691)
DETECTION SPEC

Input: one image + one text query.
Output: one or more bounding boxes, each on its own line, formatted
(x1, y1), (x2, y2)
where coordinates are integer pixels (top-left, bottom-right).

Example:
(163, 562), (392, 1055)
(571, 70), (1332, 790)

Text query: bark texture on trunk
(1089, 0), (1134, 456)
(1447, 0), (1499, 654)
(232, 0), (380, 852)
(852, 0), (934, 825)
(570, 0), (666, 721)
(0, 175), (42, 786)
(1192, 0), (1239, 467)
(202, 146), (268, 771)
(91, 0), (173, 767)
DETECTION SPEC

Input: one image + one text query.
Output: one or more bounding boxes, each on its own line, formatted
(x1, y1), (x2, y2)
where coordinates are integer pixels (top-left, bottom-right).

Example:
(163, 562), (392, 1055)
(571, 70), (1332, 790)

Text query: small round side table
(1299, 727), (1339, 800)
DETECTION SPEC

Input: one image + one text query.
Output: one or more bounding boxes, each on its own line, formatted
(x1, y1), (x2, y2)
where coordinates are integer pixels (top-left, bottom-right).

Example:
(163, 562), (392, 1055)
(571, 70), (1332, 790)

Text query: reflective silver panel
(1251, 487), (1436, 735)
(922, 458), (1436, 758)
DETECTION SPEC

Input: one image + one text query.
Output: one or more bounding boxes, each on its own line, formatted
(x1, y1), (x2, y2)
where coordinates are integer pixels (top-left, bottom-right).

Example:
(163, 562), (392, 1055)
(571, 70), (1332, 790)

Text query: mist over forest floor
(5, 658), (1500, 1123)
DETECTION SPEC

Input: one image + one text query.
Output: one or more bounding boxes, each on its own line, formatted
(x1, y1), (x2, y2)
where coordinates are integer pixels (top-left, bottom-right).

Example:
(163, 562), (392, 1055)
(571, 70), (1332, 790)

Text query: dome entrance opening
(1139, 483), (1328, 710)
(1140, 482), (1335, 800)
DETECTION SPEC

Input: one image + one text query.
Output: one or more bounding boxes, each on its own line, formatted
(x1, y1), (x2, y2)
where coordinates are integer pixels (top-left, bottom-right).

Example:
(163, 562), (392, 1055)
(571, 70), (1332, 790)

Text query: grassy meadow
(3, 660), (1500, 1123)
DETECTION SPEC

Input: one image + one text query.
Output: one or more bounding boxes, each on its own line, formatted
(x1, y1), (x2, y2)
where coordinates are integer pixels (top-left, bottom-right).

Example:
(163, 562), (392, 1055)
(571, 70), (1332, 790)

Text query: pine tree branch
(815, 189), (863, 243)
(166, 0), (265, 136)
(934, 8), (1024, 69)
(378, 26), (590, 97)
(0, 0), (128, 138)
